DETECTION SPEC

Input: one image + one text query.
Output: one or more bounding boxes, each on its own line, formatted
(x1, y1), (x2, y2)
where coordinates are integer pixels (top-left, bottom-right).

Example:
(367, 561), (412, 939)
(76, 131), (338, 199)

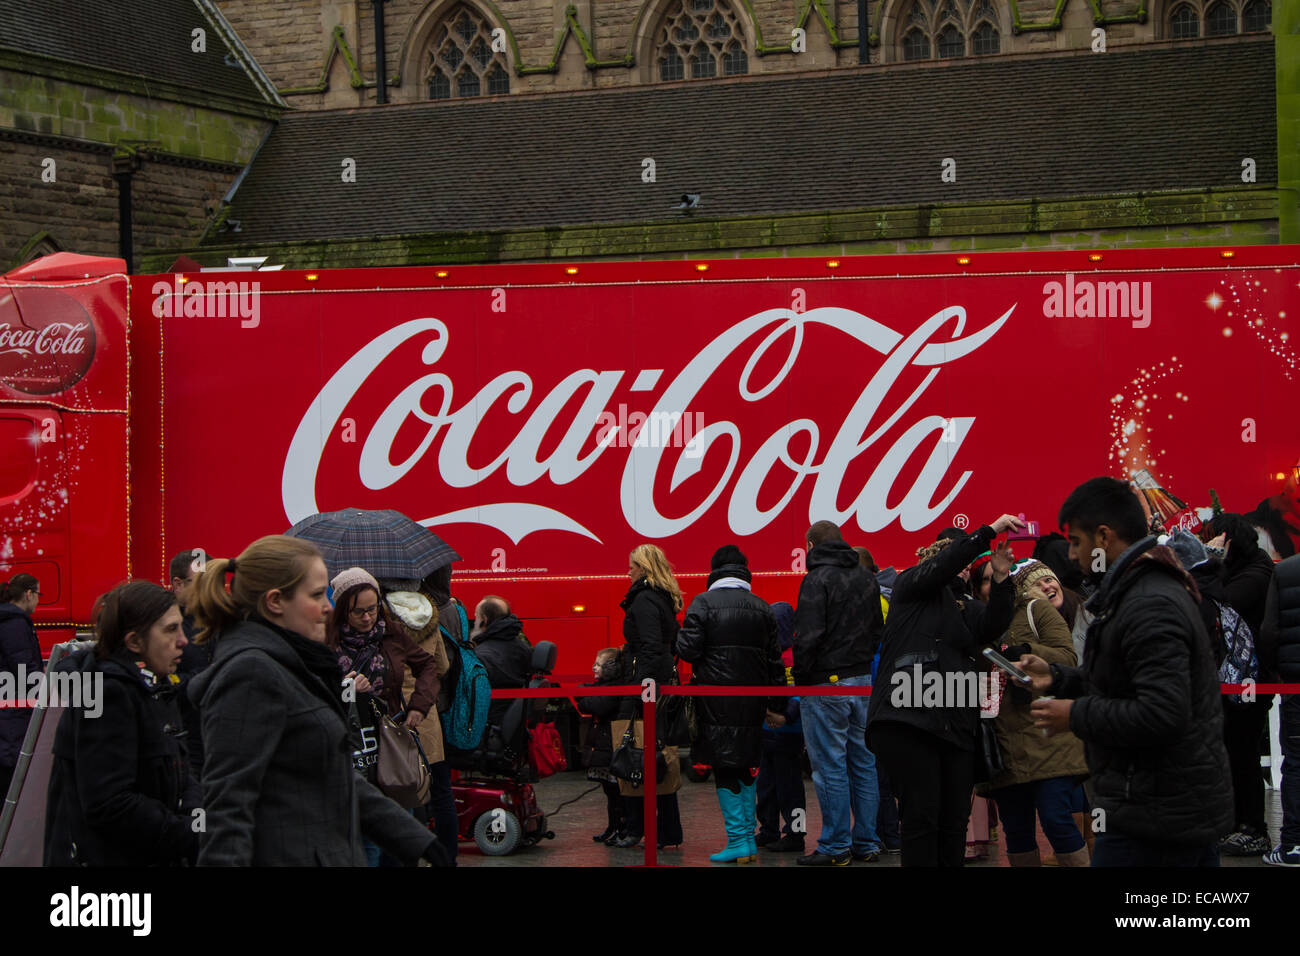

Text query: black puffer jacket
(1051, 537), (1233, 845)
(472, 613), (532, 728)
(866, 525), (1015, 751)
(1258, 553), (1300, 681)
(0, 602), (41, 769)
(676, 578), (784, 768)
(621, 580), (679, 686)
(792, 540), (883, 685)
(44, 648), (200, 866)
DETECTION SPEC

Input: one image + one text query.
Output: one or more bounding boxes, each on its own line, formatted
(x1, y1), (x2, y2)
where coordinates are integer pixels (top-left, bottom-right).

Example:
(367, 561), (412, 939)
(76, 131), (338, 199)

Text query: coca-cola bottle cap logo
(0, 287), (97, 395)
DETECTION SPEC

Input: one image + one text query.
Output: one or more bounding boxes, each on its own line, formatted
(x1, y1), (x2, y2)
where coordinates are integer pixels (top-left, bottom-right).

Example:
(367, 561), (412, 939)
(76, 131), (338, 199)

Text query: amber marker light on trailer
(957, 257), (970, 265)
(825, 260), (840, 269)
(695, 263), (709, 272)
(1221, 250), (1236, 259)
(572, 605), (585, 613)
(436, 270), (448, 278)
(1088, 254), (1103, 262)
(177, 276), (189, 283)
(305, 274), (319, 281)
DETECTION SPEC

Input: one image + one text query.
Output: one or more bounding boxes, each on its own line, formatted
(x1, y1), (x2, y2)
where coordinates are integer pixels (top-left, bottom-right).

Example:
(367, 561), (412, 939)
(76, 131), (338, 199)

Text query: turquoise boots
(710, 780), (758, 864)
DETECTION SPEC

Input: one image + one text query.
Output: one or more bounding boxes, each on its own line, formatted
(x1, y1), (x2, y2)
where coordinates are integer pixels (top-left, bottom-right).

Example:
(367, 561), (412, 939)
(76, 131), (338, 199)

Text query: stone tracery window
(1166, 0), (1270, 37)
(655, 0), (748, 82)
(425, 4), (511, 100)
(898, 0), (1000, 62)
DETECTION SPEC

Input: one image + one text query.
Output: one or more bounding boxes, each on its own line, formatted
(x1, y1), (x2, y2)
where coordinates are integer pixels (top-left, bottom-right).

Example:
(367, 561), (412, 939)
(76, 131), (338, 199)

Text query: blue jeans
(1280, 693), (1300, 846)
(1091, 831), (1219, 867)
(800, 675), (880, 855)
(992, 776), (1085, 854)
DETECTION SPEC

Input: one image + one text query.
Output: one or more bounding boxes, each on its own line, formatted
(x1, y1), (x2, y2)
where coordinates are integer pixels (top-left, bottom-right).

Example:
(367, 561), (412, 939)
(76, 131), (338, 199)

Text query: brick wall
(1, 137), (241, 269)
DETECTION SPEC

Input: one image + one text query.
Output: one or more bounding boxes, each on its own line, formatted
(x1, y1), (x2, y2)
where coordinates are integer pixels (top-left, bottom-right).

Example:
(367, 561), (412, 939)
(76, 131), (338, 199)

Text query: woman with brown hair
(186, 535), (446, 866)
(612, 543), (685, 850)
(325, 566), (439, 866)
(44, 581), (199, 866)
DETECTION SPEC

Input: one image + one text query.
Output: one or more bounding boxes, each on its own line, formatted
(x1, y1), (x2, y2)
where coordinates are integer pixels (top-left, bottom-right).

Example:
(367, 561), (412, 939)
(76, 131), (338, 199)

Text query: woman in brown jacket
(987, 561), (1090, 866)
(326, 567), (439, 866)
(385, 582), (458, 864)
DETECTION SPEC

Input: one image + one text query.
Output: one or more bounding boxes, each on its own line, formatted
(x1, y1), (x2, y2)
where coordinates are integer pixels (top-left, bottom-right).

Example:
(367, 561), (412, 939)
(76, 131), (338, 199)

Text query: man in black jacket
(1022, 476), (1233, 866)
(793, 521), (885, 866)
(471, 596), (532, 727)
(1258, 553), (1300, 866)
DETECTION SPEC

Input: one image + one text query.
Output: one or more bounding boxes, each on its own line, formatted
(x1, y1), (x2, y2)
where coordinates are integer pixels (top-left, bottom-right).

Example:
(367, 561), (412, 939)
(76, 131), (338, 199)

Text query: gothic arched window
(1168, 0), (1269, 39)
(655, 0), (748, 82)
(896, 0), (1000, 61)
(425, 5), (511, 100)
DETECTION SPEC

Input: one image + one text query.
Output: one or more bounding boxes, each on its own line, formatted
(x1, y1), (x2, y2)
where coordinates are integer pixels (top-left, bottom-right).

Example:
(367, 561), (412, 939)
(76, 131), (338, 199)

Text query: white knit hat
(330, 566), (380, 599)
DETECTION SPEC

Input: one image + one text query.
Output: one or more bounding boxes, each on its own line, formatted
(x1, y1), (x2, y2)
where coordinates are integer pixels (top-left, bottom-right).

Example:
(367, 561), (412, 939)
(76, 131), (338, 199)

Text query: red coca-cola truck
(3, 246), (1298, 673)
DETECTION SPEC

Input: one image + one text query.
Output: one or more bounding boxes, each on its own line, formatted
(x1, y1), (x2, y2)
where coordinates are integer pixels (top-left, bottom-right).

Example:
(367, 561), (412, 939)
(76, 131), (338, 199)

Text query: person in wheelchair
(459, 596), (550, 777)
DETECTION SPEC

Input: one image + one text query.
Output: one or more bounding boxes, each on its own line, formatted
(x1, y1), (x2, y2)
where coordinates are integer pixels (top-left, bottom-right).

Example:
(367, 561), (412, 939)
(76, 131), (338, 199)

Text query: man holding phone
(1018, 476), (1232, 866)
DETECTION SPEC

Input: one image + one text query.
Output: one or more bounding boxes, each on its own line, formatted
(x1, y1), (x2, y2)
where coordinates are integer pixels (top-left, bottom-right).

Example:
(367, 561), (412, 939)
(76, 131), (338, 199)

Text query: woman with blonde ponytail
(611, 543), (685, 850)
(185, 535), (447, 866)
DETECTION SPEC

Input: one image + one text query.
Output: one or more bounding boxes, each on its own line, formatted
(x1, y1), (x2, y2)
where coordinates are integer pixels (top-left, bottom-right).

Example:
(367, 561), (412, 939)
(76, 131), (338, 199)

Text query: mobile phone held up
(983, 646), (1033, 685)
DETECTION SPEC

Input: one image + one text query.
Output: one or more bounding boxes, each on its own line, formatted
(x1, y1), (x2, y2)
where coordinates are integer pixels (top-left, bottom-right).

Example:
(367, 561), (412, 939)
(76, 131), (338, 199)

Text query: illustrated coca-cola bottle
(1131, 468), (1200, 534)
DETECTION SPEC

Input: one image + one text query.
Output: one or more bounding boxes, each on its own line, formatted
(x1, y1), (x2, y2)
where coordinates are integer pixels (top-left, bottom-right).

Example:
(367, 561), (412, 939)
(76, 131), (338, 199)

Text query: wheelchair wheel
(473, 809), (522, 856)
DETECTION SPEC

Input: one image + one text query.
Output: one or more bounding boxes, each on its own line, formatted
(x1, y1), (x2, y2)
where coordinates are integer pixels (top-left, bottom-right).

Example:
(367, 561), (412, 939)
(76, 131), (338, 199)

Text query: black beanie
(711, 544), (747, 570)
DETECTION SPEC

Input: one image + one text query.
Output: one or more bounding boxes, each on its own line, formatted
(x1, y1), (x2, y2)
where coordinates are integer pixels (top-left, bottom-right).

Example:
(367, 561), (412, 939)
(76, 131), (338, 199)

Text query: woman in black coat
(44, 582), (200, 866)
(1206, 513), (1278, 856)
(612, 543), (685, 850)
(187, 535), (447, 867)
(0, 573), (41, 801)
(676, 545), (784, 863)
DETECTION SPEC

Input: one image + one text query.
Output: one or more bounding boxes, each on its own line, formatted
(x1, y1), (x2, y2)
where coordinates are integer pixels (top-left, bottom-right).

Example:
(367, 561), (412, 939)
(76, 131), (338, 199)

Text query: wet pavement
(457, 769), (1283, 867)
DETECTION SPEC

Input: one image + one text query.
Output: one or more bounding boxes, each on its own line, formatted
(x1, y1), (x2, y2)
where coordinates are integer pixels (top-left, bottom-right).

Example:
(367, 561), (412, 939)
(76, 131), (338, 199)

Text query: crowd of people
(1, 473), (1297, 868)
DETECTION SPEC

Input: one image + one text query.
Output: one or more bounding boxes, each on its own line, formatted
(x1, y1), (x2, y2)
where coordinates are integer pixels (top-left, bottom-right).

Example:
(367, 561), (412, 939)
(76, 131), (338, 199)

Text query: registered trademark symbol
(952, 513), (969, 529)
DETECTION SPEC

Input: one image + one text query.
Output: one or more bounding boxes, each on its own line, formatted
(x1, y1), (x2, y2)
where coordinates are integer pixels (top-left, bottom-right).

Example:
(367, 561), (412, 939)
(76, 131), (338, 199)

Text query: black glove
(1001, 643), (1031, 662)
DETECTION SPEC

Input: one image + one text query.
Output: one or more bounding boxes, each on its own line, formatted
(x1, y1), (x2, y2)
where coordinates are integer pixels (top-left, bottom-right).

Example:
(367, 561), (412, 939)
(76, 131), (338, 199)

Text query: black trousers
(870, 722), (974, 867)
(1222, 699), (1270, 832)
(757, 738), (805, 837)
(601, 780), (624, 831)
(426, 760), (460, 864)
(623, 792), (683, 844)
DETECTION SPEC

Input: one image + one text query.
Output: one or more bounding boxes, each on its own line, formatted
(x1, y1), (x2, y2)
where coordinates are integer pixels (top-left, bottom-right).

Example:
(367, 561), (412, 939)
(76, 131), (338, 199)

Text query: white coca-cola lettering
(0, 321), (90, 356)
(282, 303), (1013, 543)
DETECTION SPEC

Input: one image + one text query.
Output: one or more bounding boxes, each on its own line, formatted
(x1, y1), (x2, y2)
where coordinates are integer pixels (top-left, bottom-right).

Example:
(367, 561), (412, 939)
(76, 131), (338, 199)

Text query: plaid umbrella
(284, 508), (461, 581)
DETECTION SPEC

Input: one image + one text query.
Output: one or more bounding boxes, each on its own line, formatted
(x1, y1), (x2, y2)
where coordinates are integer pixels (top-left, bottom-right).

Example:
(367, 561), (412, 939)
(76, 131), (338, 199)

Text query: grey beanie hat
(1166, 529), (1209, 571)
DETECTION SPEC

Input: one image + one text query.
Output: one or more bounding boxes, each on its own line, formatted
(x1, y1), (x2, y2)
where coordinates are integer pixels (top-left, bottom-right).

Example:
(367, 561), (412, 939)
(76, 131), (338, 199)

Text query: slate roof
(0, 0), (272, 105)
(218, 38), (1276, 244)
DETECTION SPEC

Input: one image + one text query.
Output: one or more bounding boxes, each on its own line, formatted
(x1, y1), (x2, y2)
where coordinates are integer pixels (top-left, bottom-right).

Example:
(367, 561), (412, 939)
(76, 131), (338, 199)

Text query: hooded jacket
(0, 602), (41, 769)
(187, 618), (437, 866)
(675, 569), (784, 768)
(44, 648), (200, 866)
(1050, 537), (1233, 845)
(866, 525), (1015, 751)
(792, 540), (883, 685)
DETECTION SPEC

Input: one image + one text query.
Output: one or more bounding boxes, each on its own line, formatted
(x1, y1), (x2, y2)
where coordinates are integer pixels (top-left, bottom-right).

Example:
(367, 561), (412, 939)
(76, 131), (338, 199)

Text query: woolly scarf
(336, 619), (388, 697)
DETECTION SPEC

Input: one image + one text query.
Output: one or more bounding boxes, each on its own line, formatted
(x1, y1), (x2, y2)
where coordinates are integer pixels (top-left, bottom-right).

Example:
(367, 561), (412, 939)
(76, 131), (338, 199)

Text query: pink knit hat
(330, 566), (379, 599)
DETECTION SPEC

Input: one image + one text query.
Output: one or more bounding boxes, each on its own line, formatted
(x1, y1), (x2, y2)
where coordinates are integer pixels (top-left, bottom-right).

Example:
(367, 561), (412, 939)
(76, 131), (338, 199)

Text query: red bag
(528, 721), (567, 778)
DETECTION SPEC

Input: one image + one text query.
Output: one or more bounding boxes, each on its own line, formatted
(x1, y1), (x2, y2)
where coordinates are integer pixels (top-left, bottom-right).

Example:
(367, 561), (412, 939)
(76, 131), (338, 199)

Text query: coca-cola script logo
(0, 287), (96, 396)
(282, 304), (1014, 543)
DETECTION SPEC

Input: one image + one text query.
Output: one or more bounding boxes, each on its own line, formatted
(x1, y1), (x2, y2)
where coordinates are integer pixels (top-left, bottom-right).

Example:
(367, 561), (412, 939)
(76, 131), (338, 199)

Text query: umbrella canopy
(284, 508), (461, 581)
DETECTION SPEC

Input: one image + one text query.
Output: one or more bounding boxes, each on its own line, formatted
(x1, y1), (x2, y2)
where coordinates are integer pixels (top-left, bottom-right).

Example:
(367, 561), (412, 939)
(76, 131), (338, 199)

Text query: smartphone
(983, 646), (1032, 685)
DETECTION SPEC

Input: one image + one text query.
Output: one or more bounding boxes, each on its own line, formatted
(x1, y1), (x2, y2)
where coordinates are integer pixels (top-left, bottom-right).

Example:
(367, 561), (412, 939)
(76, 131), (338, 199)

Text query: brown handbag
(372, 698), (432, 809)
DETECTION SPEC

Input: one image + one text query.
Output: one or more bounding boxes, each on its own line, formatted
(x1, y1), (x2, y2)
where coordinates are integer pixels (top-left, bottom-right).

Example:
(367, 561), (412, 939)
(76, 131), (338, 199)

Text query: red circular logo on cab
(0, 286), (97, 395)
